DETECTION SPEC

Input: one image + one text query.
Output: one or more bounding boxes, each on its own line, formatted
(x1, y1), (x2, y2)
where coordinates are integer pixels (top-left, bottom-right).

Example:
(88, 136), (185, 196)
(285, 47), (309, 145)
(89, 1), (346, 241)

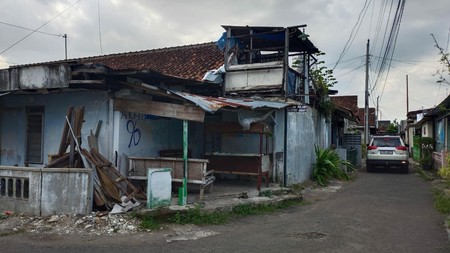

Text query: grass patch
(434, 190), (450, 214)
(416, 167), (436, 181)
(232, 199), (302, 216)
(134, 198), (304, 230)
(170, 208), (230, 225)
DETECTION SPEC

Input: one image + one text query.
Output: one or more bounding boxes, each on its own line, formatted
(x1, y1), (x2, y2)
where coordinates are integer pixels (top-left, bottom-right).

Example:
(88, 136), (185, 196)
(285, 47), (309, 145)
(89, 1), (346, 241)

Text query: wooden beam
(114, 98), (205, 122)
(69, 80), (105, 85)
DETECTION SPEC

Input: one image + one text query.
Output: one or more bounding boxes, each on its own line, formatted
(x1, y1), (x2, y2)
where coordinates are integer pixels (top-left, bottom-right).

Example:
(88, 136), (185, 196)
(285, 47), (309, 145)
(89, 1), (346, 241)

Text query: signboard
(287, 105), (307, 112)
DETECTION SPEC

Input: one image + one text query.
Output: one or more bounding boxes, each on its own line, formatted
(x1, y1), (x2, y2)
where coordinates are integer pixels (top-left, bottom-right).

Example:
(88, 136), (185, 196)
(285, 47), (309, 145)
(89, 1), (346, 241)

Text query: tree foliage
(293, 52), (338, 117)
(431, 33), (450, 85)
(386, 119), (399, 133)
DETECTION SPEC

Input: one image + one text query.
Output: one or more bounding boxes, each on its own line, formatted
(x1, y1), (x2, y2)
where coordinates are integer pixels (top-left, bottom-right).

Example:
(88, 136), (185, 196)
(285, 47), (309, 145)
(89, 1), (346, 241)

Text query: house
(405, 108), (433, 159)
(328, 95), (361, 165)
(329, 95), (377, 136)
(0, 25), (339, 215)
(410, 96), (450, 169)
(377, 120), (391, 134)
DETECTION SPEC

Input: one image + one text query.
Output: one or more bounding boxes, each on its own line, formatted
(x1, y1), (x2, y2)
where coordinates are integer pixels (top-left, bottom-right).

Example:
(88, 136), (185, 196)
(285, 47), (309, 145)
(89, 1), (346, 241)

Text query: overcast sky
(0, 0), (449, 121)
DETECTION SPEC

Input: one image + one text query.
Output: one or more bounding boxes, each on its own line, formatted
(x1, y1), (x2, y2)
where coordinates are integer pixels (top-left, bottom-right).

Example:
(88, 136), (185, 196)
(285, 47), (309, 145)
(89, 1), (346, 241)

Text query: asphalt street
(2, 169), (450, 253)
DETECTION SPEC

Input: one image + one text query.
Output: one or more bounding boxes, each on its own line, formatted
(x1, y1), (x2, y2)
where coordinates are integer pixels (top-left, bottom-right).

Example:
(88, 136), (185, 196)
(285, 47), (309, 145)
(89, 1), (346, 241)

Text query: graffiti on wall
(121, 112), (159, 148)
(126, 120), (141, 148)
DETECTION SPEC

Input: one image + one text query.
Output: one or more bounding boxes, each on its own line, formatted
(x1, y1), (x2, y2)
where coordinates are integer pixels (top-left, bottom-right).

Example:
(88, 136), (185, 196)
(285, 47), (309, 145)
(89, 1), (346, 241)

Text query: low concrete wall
(0, 166), (92, 216)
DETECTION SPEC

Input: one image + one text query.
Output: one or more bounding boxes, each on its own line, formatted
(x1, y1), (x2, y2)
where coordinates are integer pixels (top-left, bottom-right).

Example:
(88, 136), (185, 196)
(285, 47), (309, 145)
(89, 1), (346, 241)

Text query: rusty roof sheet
(78, 42), (223, 81)
(169, 90), (288, 113)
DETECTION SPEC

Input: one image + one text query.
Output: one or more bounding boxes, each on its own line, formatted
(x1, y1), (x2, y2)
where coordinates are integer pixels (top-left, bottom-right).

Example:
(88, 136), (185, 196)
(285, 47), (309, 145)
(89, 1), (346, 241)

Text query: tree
(386, 119), (399, 133)
(431, 33), (450, 85)
(293, 52), (337, 118)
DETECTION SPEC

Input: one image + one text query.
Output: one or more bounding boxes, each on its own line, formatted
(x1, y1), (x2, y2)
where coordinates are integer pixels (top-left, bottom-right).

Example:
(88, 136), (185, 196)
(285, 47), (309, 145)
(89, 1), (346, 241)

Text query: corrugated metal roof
(170, 90), (288, 113)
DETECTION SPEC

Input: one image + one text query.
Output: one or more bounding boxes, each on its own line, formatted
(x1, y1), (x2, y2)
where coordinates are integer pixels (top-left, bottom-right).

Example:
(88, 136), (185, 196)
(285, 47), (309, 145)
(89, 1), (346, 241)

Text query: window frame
(25, 106), (45, 164)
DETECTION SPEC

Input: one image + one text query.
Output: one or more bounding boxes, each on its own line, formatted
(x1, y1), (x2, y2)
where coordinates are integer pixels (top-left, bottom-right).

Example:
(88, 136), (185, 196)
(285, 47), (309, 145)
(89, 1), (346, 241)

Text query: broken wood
(58, 106), (74, 156)
(114, 98), (205, 122)
(45, 152), (83, 168)
(82, 148), (146, 204)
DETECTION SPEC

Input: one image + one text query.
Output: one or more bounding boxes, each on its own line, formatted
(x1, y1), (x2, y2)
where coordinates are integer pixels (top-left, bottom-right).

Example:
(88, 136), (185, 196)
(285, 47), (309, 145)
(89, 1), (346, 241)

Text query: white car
(366, 135), (409, 173)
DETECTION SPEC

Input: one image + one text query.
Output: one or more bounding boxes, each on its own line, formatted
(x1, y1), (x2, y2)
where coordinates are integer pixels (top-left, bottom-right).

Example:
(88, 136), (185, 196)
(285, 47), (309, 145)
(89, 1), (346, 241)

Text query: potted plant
(418, 137), (435, 170)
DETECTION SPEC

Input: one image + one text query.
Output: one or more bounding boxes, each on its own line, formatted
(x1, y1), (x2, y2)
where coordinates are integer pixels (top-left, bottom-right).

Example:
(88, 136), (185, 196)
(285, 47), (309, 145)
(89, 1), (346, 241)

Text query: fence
(0, 166), (92, 216)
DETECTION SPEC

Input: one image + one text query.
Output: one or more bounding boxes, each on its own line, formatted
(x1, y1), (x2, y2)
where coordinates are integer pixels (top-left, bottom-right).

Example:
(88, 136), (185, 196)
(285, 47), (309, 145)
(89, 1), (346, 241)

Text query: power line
(332, 0), (372, 70)
(0, 0), (81, 56)
(0, 21), (62, 37)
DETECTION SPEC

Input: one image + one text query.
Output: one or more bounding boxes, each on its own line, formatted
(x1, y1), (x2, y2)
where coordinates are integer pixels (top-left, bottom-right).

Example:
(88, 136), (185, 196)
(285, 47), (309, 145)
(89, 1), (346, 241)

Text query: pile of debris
(0, 211), (144, 236)
(46, 106), (146, 213)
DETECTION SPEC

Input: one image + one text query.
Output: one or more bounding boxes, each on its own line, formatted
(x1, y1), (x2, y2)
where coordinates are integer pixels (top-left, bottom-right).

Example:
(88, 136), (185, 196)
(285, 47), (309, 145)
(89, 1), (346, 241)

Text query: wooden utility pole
(364, 39), (370, 145)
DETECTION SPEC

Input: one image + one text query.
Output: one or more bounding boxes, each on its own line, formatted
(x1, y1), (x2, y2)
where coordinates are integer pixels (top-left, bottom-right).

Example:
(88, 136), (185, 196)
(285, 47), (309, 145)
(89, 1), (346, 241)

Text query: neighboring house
(330, 95), (376, 136)
(0, 25), (337, 215)
(405, 108), (433, 159)
(377, 120), (391, 134)
(413, 96), (450, 169)
(329, 95), (361, 165)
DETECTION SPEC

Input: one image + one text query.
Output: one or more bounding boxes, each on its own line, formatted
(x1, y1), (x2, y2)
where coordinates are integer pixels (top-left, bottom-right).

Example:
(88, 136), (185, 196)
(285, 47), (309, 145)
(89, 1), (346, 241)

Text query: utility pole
(406, 75), (409, 114)
(376, 96), (380, 134)
(364, 39), (370, 145)
(63, 34), (68, 60)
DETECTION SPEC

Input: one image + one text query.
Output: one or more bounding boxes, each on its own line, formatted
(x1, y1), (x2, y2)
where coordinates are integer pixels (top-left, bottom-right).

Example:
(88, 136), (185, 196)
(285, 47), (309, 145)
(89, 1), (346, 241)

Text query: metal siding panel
(225, 68), (283, 92)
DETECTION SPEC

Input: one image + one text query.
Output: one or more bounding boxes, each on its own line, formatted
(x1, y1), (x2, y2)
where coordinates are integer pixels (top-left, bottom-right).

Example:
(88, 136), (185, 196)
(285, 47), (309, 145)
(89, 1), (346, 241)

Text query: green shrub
(312, 145), (354, 186)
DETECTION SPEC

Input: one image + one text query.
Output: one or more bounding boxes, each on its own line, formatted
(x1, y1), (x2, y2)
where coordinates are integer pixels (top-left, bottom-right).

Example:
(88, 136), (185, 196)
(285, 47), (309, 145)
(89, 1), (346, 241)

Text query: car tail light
(396, 146), (407, 151)
(367, 146), (378, 150)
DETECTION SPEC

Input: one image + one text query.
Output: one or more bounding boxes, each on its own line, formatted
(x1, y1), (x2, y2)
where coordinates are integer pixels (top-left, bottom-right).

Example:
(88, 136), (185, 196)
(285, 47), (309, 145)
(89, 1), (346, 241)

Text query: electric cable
(0, 0), (81, 56)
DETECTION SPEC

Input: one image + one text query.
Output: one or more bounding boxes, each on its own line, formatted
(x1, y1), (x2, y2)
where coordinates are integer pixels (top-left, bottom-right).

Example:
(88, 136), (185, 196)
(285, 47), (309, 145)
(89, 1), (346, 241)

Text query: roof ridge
(81, 41), (217, 61)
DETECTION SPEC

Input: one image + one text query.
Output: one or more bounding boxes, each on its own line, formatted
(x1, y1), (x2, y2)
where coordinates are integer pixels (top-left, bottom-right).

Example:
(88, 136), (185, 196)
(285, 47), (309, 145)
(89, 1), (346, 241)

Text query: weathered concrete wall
(0, 64), (69, 91)
(0, 91), (110, 166)
(273, 110), (286, 185)
(0, 166), (92, 216)
(284, 107), (330, 185)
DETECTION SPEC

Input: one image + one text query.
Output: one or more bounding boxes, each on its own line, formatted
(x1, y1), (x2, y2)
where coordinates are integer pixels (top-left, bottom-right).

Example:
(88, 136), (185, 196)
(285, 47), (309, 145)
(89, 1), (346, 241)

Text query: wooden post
(179, 120), (188, 206)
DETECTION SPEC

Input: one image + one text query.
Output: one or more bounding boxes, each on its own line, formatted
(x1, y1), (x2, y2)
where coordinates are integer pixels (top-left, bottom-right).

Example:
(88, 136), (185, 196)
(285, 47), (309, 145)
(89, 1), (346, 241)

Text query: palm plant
(312, 145), (354, 186)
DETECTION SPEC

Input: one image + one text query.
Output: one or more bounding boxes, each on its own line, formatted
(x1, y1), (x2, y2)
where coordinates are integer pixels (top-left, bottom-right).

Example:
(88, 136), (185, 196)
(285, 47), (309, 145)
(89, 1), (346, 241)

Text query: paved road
(2, 169), (450, 252)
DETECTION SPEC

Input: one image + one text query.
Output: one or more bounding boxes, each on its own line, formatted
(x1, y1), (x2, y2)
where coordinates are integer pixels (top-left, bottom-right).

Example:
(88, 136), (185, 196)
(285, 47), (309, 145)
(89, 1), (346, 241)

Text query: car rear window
(372, 138), (401, 147)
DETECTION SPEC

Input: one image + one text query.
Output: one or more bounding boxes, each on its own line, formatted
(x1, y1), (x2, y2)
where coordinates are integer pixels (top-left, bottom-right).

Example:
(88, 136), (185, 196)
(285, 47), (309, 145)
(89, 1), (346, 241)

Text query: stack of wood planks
(46, 106), (147, 210)
(82, 148), (146, 209)
(46, 106), (85, 168)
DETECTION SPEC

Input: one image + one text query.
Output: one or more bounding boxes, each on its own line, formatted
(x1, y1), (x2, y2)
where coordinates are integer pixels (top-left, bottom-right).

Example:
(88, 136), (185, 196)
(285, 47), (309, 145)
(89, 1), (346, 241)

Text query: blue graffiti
(127, 120), (141, 148)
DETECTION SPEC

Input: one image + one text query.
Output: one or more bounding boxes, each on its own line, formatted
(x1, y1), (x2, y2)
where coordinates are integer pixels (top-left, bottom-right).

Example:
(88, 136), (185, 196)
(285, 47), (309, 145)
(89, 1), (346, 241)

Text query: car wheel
(366, 163), (373, 172)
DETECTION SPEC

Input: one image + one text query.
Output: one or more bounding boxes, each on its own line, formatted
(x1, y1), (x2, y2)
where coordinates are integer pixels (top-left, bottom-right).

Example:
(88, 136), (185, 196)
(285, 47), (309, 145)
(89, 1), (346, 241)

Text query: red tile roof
(330, 95), (358, 114)
(357, 108), (376, 126)
(78, 42), (224, 82)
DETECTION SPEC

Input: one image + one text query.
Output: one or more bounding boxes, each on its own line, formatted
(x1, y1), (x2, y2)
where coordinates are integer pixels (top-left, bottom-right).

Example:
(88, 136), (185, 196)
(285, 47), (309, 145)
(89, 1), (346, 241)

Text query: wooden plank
(58, 106), (74, 155)
(113, 98), (205, 123)
(90, 149), (147, 201)
(204, 122), (270, 134)
(69, 80), (105, 85)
